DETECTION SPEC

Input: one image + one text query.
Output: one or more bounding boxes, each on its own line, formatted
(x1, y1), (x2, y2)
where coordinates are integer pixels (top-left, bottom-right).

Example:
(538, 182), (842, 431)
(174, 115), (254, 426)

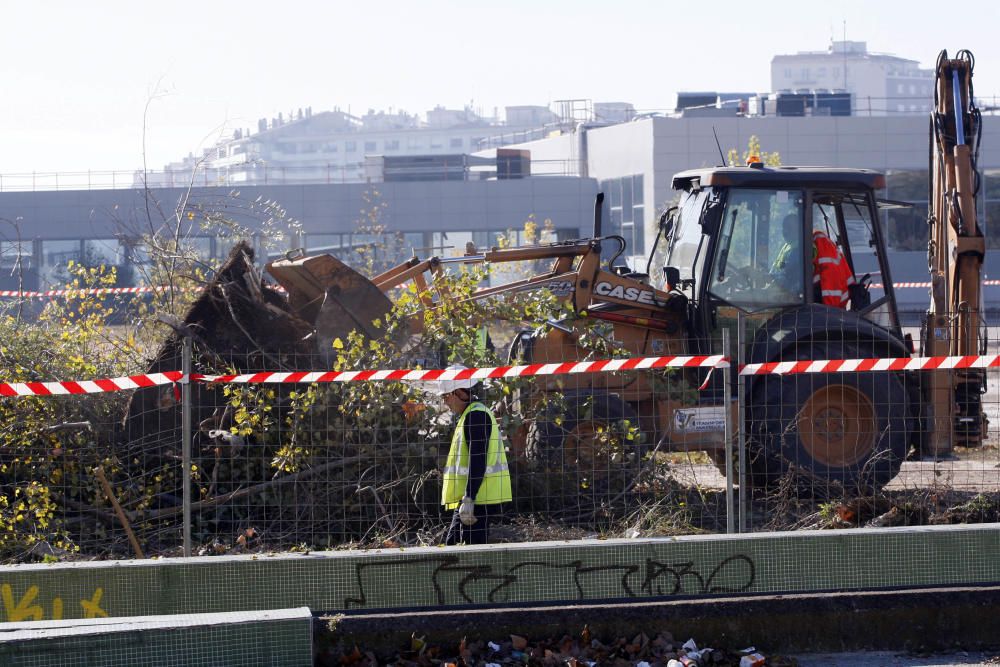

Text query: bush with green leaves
(0, 264), (141, 559)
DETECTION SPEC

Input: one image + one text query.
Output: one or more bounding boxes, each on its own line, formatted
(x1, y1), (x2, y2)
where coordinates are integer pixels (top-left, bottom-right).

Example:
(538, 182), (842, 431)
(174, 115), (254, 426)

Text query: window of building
(981, 169), (1000, 249)
(407, 137), (422, 150)
(125, 242), (150, 266)
(0, 240), (31, 268)
(430, 136), (443, 149)
(39, 240), (81, 287)
(450, 137), (464, 149)
(364, 141), (377, 152)
(600, 174), (646, 260)
(884, 170), (928, 250)
(345, 141), (357, 153)
(384, 139), (400, 151)
(305, 233), (344, 255)
(471, 230), (493, 251)
(402, 232), (425, 256)
(186, 237), (212, 261)
(83, 239), (123, 266)
(43, 240), (81, 267)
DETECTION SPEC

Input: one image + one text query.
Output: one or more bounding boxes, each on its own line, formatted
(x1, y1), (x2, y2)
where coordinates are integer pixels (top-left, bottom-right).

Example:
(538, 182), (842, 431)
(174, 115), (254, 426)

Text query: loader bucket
(267, 253), (397, 361)
(313, 272), (396, 357)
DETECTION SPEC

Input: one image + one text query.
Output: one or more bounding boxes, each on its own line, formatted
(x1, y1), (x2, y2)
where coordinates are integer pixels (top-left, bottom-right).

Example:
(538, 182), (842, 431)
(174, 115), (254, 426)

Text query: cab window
(708, 188), (806, 311)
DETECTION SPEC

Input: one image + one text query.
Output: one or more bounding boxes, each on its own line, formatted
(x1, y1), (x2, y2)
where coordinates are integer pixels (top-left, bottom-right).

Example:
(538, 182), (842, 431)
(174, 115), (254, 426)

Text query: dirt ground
(667, 452), (1000, 494)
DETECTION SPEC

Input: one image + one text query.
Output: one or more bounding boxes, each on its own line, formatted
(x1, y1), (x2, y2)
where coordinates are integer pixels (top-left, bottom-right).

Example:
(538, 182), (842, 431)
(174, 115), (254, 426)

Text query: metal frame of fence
(3, 316), (1000, 564)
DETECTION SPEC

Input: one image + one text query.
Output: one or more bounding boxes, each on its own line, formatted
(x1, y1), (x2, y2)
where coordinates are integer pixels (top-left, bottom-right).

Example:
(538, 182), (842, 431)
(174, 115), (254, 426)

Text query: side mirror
(663, 266), (681, 290)
(659, 206), (677, 238)
(700, 195), (724, 235)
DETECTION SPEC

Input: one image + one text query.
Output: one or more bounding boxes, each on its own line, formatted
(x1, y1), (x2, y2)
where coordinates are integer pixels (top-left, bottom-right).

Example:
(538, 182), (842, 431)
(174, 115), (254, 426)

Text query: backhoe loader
(261, 49), (984, 492)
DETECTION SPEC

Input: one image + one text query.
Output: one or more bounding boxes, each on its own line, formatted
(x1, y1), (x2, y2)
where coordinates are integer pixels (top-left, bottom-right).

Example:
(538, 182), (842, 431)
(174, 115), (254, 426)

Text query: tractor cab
(660, 164), (902, 353)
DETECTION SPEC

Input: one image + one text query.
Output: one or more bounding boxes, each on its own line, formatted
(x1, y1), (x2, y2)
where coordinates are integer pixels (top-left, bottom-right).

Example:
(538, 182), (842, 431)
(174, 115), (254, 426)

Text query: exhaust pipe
(593, 192), (604, 238)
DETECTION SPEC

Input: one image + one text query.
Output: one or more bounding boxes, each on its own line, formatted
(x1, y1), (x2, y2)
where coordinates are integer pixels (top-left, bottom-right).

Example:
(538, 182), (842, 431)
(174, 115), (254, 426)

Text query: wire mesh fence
(2, 313), (1000, 562)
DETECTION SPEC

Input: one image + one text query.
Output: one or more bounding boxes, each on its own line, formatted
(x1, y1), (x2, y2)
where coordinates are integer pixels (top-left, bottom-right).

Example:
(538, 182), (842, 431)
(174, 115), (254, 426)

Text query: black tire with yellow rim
(747, 341), (912, 492)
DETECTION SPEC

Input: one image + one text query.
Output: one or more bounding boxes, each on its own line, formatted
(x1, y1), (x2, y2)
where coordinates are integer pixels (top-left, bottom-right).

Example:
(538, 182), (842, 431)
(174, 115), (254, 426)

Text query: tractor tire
(525, 393), (644, 477)
(747, 341), (911, 493)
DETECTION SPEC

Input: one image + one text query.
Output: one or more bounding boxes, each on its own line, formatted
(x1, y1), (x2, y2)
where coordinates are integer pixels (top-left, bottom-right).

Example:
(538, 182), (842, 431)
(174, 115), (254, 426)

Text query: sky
(2, 0), (1000, 175)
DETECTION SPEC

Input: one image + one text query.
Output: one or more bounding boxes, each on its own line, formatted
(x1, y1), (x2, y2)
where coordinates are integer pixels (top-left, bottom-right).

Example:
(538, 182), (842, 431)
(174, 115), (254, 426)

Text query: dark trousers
(445, 503), (502, 545)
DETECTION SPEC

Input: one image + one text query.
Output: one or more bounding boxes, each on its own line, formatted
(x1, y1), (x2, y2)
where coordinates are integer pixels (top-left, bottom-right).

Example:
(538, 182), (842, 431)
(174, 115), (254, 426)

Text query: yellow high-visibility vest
(441, 402), (512, 509)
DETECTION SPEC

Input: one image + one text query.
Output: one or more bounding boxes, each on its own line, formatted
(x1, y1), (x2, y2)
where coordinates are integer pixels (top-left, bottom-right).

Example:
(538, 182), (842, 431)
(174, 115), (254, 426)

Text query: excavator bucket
(267, 253), (397, 361)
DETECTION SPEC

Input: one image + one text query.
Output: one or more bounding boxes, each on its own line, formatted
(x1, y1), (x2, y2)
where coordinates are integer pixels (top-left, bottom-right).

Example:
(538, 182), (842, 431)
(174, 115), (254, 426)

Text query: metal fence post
(722, 328), (735, 534)
(737, 310), (748, 532)
(181, 336), (193, 557)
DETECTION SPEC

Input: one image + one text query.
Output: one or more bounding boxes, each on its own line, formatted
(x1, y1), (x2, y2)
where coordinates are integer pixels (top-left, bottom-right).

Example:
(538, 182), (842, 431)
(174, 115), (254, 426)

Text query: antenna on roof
(712, 126), (727, 166)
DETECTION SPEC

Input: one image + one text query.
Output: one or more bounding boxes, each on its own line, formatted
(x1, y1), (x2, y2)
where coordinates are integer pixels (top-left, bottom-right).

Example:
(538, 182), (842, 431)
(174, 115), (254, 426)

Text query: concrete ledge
(0, 608), (313, 667)
(0, 524), (997, 621)
(324, 586), (1000, 657)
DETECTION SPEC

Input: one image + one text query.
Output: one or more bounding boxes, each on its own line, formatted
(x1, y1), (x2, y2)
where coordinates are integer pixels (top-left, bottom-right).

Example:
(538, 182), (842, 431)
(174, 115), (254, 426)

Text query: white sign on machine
(672, 406), (726, 433)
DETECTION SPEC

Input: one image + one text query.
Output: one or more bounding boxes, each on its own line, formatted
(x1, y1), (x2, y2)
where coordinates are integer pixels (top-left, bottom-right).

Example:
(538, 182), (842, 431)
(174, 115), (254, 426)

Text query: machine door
(812, 191), (901, 333)
(691, 187), (807, 360)
(706, 187), (808, 312)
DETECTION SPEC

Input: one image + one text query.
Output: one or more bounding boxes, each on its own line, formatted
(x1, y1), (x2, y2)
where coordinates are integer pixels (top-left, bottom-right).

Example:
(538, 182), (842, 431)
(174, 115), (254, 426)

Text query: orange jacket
(812, 230), (855, 308)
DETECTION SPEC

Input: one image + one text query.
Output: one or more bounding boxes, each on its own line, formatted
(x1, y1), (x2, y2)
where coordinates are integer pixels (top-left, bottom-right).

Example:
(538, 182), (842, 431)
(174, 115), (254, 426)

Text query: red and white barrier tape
(0, 372), (183, 397)
(6, 280), (1000, 300)
(740, 354), (1000, 376)
(196, 355), (730, 385)
(0, 285), (287, 299)
(0, 286), (176, 298)
(0, 356), (725, 397)
(5, 352), (1000, 397)
(869, 279), (1000, 289)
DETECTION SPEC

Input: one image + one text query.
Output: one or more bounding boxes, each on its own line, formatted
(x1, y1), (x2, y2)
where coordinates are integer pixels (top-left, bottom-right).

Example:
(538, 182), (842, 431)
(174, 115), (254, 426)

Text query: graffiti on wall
(1, 584), (107, 622)
(345, 553), (755, 608)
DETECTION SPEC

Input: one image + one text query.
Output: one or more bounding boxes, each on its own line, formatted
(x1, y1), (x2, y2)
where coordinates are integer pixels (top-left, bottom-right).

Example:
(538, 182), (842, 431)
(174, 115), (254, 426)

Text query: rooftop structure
(146, 101), (633, 188)
(771, 40), (934, 116)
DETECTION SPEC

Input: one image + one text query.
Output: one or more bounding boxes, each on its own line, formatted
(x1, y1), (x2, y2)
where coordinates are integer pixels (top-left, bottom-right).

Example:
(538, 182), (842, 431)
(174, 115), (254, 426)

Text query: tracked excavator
(262, 49), (985, 491)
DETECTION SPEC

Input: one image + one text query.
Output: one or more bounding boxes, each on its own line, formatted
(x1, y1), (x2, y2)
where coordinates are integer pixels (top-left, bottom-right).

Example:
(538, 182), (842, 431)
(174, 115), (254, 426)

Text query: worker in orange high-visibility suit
(812, 229), (855, 309)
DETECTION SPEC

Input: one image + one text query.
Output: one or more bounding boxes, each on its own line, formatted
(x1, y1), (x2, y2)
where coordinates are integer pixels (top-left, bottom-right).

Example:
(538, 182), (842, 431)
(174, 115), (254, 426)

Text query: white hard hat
(409, 364), (479, 396)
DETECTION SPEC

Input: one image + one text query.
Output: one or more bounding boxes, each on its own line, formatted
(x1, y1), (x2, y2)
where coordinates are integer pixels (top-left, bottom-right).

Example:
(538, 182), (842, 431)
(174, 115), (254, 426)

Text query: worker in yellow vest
(424, 364), (511, 545)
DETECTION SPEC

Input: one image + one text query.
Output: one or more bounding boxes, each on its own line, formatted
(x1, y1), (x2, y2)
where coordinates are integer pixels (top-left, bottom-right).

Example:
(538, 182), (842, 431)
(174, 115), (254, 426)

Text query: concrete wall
(0, 176), (598, 290)
(0, 525), (996, 622)
(647, 115), (945, 194)
(0, 609), (312, 667)
(0, 177), (597, 240)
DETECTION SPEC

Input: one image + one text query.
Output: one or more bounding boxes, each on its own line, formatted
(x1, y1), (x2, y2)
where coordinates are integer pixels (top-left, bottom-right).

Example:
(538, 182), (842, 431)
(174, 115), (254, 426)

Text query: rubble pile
(318, 627), (799, 667)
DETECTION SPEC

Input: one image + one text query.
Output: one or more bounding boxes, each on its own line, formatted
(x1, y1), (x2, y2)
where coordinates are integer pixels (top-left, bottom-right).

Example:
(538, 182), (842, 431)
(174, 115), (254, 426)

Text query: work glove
(459, 496), (477, 525)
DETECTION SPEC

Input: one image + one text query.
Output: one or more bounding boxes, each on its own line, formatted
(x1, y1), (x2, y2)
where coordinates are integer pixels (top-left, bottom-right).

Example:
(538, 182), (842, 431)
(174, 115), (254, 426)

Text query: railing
(0, 158), (584, 193)
(0, 166), (365, 193)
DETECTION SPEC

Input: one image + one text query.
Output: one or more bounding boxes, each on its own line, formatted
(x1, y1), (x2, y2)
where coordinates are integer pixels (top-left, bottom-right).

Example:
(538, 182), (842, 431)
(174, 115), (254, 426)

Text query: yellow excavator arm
(924, 49), (987, 449)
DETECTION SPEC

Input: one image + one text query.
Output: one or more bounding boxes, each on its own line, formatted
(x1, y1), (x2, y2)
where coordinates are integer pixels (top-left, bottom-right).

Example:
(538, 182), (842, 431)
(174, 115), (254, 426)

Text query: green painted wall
(0, 524), (997, 623)
(0, 608), (313, 667)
